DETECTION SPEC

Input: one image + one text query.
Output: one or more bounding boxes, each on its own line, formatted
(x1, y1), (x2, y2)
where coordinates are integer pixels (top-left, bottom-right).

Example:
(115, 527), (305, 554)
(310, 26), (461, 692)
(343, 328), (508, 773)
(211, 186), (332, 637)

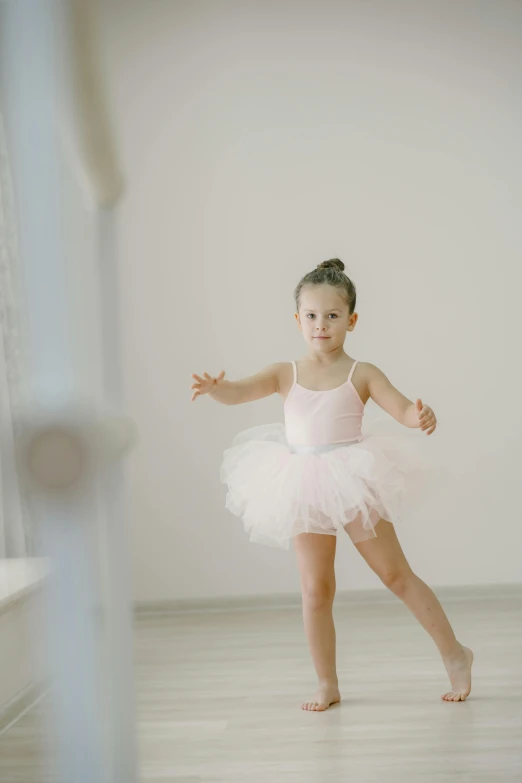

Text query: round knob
(16, 408), (138, 498)
(23, 424), (91, 494)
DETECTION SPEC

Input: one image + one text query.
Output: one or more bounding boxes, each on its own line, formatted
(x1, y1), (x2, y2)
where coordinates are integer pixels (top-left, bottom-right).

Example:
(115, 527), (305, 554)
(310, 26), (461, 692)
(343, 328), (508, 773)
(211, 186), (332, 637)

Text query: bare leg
(293, 531), (340, 711)
(353, 518), (473, 702)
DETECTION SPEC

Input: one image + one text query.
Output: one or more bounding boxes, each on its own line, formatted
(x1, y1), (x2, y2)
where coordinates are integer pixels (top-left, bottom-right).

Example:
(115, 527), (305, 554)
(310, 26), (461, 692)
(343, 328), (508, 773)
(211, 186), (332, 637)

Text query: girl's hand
(415, 398), (437, 435)
(191, 371), (225, 402)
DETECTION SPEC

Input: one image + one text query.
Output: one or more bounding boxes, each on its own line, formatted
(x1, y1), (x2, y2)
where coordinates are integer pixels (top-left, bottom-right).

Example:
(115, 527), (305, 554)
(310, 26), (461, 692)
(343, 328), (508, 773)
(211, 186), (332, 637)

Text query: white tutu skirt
(220, 422), (434, 549)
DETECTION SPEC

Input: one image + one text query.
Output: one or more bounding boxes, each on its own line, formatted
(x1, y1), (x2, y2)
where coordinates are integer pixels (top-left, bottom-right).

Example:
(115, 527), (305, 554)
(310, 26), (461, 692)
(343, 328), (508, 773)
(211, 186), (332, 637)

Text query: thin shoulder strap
(291, 360), (297, 384)
(348, 359), (358, 383)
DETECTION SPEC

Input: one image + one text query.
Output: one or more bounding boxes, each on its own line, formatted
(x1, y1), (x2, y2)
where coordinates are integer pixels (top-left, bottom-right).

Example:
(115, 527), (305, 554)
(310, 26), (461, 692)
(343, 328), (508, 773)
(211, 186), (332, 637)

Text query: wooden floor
(1, 586), (521, 782)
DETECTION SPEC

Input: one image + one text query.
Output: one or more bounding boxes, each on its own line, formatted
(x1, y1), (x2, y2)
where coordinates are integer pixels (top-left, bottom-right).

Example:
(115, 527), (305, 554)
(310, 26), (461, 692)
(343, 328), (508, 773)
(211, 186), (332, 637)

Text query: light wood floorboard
(1, 586), (521, 782)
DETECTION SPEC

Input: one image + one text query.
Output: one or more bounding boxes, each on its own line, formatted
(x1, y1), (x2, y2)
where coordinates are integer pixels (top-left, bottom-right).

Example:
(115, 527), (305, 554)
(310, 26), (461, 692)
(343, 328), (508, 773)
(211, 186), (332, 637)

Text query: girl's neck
(305, 348), (350, 367)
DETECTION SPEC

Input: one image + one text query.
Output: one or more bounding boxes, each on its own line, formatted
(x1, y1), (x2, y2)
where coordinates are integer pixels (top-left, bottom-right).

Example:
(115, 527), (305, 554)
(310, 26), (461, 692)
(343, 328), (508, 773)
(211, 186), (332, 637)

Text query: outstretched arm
(191, 363), (284, 405)
(366, 364), (437, 434)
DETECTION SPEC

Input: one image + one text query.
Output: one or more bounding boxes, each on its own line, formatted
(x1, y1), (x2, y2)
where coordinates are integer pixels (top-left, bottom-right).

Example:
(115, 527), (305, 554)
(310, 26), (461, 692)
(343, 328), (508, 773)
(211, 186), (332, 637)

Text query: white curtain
(0, 105), (29, 558)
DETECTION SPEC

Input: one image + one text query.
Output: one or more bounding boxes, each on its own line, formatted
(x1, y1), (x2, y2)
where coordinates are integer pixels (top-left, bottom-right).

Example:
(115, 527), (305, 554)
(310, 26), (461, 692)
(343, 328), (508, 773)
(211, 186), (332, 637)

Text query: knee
(379, 567), (415, 596)
(301, 579), (336, 610)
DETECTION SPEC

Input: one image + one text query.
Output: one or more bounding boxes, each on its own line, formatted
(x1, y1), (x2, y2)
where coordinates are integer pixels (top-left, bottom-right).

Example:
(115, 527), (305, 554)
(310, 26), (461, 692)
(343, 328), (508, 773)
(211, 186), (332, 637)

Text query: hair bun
(317, 258), (345, 273)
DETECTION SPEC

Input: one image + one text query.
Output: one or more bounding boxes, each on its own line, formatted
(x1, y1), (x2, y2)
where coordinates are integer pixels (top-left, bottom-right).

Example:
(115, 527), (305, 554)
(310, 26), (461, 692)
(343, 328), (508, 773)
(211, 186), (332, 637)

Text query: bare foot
(301, 682), (341, 712)
(441, 644), (474, 702)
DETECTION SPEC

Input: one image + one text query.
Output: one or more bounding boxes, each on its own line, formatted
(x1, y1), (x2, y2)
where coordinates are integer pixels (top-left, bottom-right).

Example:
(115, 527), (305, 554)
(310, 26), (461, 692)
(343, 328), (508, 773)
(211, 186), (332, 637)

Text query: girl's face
(295, 284), (358, 351)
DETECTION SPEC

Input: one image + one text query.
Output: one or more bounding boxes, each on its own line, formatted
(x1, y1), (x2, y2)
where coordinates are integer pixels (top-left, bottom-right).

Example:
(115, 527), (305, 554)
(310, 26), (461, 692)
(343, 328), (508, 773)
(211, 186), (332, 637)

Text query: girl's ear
(294, 312), (301, 329)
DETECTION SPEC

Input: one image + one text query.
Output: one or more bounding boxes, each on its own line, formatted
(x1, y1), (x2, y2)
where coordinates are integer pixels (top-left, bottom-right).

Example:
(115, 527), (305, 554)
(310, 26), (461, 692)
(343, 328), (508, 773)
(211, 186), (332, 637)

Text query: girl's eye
(306, 314), (338, 319)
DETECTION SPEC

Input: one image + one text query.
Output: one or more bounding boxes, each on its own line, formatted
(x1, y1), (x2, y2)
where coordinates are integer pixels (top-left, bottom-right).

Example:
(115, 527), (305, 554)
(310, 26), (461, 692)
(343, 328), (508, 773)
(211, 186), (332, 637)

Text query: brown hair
(294, 258), (357, 315)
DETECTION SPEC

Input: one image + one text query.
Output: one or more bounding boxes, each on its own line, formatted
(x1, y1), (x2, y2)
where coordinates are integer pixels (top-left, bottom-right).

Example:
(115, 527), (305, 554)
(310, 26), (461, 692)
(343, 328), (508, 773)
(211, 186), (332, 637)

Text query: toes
(442, 690), (466, 702)
(302, 697), (334, 711)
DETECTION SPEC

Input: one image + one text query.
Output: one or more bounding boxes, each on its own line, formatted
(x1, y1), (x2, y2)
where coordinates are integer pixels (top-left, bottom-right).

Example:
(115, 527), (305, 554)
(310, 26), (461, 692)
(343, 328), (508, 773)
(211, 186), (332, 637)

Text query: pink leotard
(284, 359), (365, 451)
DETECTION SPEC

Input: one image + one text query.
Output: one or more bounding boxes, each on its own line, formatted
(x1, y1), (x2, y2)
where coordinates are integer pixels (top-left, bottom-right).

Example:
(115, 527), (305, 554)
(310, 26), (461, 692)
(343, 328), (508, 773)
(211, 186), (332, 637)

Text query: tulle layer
(220, 422), (433, 549)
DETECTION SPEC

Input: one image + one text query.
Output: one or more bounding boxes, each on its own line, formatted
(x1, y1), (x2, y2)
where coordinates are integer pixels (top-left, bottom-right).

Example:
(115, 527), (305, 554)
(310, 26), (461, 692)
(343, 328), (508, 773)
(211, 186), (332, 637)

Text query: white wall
(99, 0), (522, 602)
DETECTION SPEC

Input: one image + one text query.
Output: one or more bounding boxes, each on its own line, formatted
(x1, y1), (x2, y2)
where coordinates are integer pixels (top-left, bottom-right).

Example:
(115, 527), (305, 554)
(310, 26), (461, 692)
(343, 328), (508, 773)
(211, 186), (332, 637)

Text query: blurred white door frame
(0, 1), (137, 781)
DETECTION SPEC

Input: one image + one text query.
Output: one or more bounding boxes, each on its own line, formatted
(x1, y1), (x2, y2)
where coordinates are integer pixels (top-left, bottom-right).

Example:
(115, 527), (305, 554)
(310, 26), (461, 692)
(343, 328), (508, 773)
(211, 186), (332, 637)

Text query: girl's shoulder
(354, 361), (387, 385)
(278, 360), (295, 394)
(357, 361), (385, 377)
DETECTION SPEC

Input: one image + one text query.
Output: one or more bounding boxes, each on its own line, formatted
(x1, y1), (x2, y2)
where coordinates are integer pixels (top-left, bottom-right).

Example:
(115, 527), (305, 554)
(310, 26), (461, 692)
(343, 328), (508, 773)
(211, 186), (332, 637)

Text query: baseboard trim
(134, 581), (522, 616)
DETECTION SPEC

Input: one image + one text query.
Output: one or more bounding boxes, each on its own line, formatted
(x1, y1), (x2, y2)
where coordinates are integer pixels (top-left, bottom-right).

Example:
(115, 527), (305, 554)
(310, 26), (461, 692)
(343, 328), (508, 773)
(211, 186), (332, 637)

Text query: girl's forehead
(300, 285), (346, 309)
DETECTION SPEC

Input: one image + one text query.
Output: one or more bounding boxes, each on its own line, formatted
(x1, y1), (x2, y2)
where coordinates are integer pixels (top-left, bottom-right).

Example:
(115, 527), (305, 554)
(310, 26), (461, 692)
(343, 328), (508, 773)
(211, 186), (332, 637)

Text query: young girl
(191, 258), (473, 711)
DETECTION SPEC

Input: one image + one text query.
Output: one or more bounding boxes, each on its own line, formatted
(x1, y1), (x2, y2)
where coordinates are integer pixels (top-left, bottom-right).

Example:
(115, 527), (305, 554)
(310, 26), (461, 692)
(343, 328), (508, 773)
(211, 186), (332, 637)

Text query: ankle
(317, 677), (339, 688)
(441, 641), (465, 660)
